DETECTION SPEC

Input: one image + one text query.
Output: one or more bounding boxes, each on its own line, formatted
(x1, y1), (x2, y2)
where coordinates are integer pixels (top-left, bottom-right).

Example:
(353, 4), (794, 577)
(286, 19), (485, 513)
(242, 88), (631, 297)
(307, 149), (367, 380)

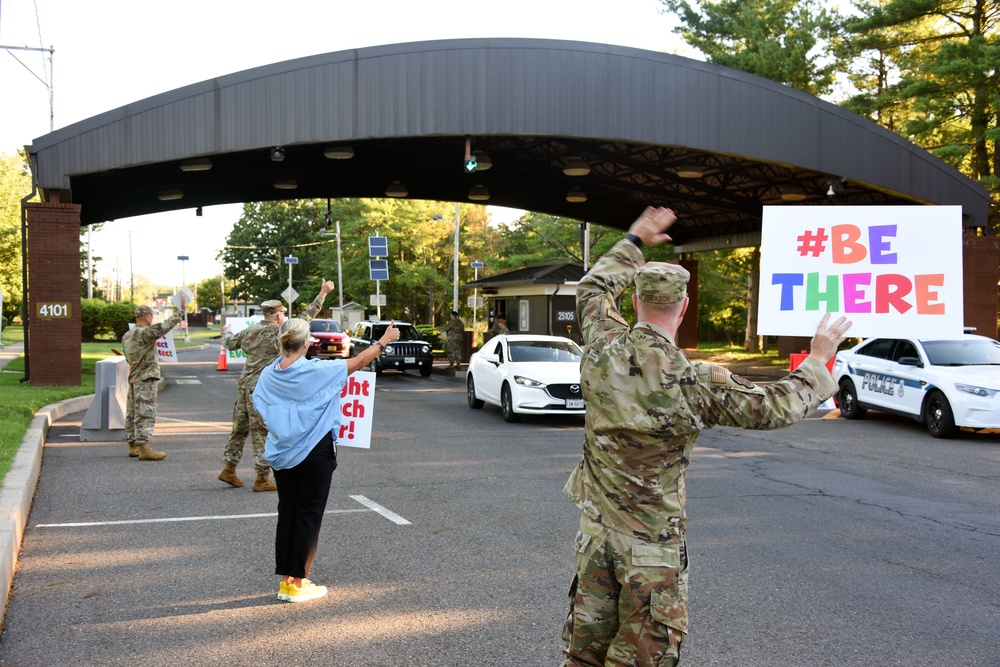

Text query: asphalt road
(0, 345), (998, 666)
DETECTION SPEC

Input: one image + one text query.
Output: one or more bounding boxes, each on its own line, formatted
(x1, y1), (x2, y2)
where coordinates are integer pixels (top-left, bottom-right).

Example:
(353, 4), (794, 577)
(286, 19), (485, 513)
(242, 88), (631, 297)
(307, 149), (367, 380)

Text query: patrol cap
(260, 300), (286, 316)
(634, 262), (690, 304)
(134, 305), (153, 319)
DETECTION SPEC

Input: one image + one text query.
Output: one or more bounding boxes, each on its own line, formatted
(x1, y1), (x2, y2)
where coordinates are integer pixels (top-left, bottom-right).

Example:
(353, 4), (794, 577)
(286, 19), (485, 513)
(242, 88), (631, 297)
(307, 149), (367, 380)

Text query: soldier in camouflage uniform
(442, 310), (465, 369)
(486, 316), (509, 342)
(122, 301), (185, 461)
(561, 206), (852, 667)
(219, 281), (333, 492)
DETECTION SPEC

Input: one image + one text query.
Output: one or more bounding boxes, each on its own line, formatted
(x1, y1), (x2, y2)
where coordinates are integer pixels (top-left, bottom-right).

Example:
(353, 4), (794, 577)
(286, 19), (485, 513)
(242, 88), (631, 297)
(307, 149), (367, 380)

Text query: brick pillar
(677, 259), (698, 349)
(963, 236), (1000, 339)
(26, 202), (82, 386)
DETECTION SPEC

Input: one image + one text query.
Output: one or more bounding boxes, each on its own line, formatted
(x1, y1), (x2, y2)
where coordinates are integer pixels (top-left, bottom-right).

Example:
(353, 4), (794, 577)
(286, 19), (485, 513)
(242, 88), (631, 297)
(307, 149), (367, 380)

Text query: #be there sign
(757, 206), (963, 339)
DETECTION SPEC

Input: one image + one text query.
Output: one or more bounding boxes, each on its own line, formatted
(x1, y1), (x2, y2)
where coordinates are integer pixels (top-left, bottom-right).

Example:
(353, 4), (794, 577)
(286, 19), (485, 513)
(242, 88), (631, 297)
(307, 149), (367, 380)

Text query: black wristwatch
(625, 233), (644, 249)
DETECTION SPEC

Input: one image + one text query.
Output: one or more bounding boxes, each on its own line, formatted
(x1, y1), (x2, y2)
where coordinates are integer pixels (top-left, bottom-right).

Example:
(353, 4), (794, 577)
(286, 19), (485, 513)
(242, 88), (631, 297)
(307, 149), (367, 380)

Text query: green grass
(695, 343), (786, 366)
(0, 326), (219, 483)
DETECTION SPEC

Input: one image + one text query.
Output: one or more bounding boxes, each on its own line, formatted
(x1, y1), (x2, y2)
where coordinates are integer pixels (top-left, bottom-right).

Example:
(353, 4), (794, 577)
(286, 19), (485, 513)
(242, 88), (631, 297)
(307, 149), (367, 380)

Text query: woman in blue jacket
(253, 316), (399, 603)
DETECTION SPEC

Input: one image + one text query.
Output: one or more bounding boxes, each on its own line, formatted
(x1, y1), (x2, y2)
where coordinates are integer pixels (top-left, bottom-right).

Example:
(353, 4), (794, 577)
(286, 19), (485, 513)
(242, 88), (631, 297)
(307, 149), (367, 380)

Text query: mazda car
(833, 333), (1000, 438)
(466, 334), (585, 422)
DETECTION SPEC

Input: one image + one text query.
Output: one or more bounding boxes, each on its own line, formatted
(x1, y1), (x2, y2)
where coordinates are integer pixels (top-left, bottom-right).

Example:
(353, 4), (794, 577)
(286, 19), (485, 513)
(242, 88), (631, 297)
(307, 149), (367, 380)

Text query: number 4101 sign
(36, 302), (72, 319)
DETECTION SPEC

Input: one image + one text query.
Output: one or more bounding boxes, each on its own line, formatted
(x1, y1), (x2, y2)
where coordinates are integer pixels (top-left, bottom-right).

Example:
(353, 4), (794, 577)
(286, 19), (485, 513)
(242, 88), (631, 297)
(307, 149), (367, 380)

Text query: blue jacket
(252, 356), (348, 470)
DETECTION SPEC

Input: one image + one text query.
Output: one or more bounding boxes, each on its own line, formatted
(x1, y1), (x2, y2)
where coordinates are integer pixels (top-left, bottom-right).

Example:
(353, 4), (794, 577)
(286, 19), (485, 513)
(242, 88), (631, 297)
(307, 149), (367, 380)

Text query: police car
(832, 333), (1000, 438)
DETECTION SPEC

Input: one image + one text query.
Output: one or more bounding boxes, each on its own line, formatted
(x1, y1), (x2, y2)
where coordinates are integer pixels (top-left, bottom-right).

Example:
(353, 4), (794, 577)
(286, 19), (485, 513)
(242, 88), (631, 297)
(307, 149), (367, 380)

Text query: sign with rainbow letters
(758, 206), (963, 339)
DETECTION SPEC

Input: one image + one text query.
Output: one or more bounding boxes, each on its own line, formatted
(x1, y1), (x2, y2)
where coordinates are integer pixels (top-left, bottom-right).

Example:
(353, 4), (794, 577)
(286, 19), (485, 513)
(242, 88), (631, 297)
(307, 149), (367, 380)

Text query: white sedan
(466, 334), (585, 422)
(832, 333), (1000, 438)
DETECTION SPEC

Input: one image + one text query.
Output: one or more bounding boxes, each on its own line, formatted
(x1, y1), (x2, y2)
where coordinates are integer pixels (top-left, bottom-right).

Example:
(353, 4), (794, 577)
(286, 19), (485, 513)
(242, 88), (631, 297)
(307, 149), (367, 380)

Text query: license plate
(566, 399), (584, 409)
(404, 356), (416, 363)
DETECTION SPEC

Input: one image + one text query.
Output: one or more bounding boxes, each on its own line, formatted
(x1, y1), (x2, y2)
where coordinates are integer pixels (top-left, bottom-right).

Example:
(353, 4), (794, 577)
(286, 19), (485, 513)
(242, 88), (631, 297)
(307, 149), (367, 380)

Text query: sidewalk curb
(0, 393), (93, 624)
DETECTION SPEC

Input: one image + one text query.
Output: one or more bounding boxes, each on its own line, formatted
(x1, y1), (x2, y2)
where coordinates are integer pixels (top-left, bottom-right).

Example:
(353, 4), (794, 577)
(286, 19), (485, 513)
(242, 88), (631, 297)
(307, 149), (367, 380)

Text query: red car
(306, 319), (351, 359)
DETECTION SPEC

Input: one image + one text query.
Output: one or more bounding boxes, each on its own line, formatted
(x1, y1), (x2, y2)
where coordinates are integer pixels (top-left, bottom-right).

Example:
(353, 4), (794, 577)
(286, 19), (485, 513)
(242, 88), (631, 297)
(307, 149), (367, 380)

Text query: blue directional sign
(471, 261), (484, 269)
(284, 256), (298, 264)
(368, 236), (388, 258)
(369, 259), (389, 281)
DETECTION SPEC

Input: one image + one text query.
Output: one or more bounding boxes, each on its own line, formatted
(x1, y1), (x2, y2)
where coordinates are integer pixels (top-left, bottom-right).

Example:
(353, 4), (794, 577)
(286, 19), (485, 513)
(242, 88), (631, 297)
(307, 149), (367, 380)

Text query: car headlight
(514, 375), (544, 387)
(422, 345), (430, 354)
(954, 383), (997, 398)
(384, 345), (394, 355)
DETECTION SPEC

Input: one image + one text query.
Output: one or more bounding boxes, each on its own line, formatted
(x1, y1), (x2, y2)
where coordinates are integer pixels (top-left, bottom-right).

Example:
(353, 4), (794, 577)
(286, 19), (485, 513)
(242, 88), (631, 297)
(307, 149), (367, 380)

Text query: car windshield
(373, 324), (421, 340)
(309, 320), (343, 334)
(508, 340), (582, 363)
(921, 338), (1000, 366)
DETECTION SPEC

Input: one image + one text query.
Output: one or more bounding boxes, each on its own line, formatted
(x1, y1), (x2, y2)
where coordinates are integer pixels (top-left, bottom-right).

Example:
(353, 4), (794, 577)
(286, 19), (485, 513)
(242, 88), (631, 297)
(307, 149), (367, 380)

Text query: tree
(843, 0), (1000, 224)
(660, 0), (844, 95)
(195, 275), (224, 313)
(80, 223), (105, 300)
(0, 152), (32, 324)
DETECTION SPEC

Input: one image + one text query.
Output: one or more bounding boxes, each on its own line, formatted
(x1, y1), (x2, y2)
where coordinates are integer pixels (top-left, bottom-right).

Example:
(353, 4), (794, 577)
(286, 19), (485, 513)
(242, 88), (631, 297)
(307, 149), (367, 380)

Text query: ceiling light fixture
(675, 166), (704, 179)
(780, 186), (807, 202)
(566, 187), (588, 203)
(474, 152), (493, 171)
(157, 188), (184, 201)
(179, 157), (213, 172)
(385, 180), (408, 198)
(270, 146), (285, 162)
(468, 184), (491, 201)
(562, 157), (591, 177)
(324, 146), (354, 159)
(273, 180), (298, 190)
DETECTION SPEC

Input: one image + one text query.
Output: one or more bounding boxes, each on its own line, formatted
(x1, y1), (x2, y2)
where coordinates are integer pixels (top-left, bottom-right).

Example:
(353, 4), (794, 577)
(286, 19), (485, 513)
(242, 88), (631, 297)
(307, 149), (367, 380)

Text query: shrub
(80, 298), (107, 340)
(100, 301), (137, 341)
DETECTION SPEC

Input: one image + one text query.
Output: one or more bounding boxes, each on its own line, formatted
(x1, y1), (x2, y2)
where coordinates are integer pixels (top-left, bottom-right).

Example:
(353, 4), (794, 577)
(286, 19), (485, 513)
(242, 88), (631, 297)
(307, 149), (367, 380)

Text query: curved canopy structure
(28, 38), (990, 248)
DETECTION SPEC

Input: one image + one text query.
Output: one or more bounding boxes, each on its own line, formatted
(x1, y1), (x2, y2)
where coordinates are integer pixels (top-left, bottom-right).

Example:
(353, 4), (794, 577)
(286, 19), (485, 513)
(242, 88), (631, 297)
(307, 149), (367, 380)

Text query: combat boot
(136, 443), (166, 461)
(128, 443), (141, 457)
(218, 463), (243, 488)
(253, 471), (277, 492)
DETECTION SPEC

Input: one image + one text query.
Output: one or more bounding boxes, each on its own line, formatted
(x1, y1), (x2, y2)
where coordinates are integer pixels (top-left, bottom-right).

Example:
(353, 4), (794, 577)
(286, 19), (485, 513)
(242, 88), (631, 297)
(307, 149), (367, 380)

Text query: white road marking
(37, 508), (370, 529)
(174, 379), (202, 384)
(350, 495), (412, 525)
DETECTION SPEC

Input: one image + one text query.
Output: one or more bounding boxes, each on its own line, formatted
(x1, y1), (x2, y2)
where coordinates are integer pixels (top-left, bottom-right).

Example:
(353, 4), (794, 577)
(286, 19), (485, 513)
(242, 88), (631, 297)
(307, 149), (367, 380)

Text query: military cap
(634, 262), (690, 304)
(134, 305), (154, 319)
(260, 300), (286, 316)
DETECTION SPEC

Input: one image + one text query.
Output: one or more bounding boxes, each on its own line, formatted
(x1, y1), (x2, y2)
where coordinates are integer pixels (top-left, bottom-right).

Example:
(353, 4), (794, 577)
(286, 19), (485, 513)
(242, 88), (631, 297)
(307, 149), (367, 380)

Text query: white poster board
(336, 371), (377, 449)
(222, 315), (264, 364)
(758, 206), (963, 339)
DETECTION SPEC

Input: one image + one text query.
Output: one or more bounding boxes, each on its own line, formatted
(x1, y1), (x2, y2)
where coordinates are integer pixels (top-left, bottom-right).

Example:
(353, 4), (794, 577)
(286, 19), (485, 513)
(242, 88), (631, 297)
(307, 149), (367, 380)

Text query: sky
(0, 0), (691, 289)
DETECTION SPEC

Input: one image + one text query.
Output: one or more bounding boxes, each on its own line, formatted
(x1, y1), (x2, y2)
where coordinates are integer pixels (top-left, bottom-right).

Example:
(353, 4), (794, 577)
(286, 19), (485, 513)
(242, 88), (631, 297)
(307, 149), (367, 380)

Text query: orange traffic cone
(216, 345), (229, 371)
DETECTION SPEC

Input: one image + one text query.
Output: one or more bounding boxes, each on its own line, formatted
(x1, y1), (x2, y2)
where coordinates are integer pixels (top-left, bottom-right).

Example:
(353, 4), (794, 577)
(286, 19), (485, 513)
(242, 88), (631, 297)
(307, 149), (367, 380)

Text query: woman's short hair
(278, 318), (310, 355)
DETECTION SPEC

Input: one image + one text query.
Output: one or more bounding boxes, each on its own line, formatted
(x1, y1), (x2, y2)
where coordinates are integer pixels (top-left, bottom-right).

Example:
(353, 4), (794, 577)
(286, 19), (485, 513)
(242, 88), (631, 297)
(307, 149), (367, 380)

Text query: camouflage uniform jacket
(564, 239), (838, 543)
(442, 318), (465, 339)
(122, 313), (183, 383)
(488, 322), (510, 337)
(222, 294), (326, 390)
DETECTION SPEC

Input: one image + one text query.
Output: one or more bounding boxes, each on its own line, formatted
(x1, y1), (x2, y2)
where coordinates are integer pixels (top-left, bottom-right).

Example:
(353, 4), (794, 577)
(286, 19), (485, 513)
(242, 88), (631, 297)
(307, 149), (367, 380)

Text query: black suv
(350, 320), (433, 376)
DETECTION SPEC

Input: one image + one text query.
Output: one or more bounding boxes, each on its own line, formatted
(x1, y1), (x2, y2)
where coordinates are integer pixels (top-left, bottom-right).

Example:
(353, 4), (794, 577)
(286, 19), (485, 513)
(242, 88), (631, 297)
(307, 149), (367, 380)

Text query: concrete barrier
(80, 356), (128, 442)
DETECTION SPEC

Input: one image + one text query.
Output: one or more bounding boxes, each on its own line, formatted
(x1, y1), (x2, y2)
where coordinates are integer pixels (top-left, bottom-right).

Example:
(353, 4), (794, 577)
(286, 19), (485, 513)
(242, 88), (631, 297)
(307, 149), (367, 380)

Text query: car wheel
(420, 365), (432, 377)
(501, 383), (520, 423)
(467, 375), (484, 409)
(838, 379), (867, 419)
(925, 390), (958, 438)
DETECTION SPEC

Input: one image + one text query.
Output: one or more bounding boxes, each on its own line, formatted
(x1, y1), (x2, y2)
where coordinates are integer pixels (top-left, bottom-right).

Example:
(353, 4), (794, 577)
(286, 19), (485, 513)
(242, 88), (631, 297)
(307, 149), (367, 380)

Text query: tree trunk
(744, 247), (761, 353)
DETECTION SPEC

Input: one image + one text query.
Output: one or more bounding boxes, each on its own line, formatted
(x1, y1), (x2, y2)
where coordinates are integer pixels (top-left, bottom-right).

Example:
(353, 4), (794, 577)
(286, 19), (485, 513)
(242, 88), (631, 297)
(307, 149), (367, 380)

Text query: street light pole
(177, 255), (190, 342)
(453, 201), (460, 312)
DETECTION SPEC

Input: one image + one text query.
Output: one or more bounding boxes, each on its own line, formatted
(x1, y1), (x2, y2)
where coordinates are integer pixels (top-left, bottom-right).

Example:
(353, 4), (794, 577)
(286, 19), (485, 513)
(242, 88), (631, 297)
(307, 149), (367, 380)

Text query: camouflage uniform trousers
(125, 379), (158, 446)
(223, 384), (270, 473)
(562, 514), (689, 667)
(447, 335), (463, 365)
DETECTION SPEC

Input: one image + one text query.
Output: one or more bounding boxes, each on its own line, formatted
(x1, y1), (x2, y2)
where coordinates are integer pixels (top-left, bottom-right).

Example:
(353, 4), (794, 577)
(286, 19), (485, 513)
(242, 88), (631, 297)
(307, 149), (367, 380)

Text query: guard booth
(466, 263), (587, 344)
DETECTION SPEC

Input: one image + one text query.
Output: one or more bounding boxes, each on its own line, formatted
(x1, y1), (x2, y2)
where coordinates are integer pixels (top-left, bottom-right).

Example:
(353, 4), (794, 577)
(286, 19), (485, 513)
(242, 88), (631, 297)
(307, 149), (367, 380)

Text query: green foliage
(100, 301), (137, 341)
(0, 152), (32, 324)
(80, 298), (108, 340)
(660, 0), (843, 95)
(842, 0), (1000, 227)
(195, 275), (223, 313)
(693, 248), (756, 344)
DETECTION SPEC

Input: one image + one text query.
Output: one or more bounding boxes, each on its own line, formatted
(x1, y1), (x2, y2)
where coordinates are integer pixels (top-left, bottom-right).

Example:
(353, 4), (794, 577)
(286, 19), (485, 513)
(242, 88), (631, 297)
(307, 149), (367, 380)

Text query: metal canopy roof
(28, 38), (991, 247)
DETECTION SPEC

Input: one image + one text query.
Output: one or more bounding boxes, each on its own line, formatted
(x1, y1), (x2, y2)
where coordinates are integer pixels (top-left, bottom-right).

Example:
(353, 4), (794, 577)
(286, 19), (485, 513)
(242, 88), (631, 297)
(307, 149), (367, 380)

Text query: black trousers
(273, 432), (337, 579)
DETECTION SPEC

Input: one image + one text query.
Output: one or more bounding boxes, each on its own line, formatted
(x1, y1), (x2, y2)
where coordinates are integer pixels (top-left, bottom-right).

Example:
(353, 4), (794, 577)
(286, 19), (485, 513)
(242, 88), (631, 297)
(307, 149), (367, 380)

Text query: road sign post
(284, 256), (298, 313)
